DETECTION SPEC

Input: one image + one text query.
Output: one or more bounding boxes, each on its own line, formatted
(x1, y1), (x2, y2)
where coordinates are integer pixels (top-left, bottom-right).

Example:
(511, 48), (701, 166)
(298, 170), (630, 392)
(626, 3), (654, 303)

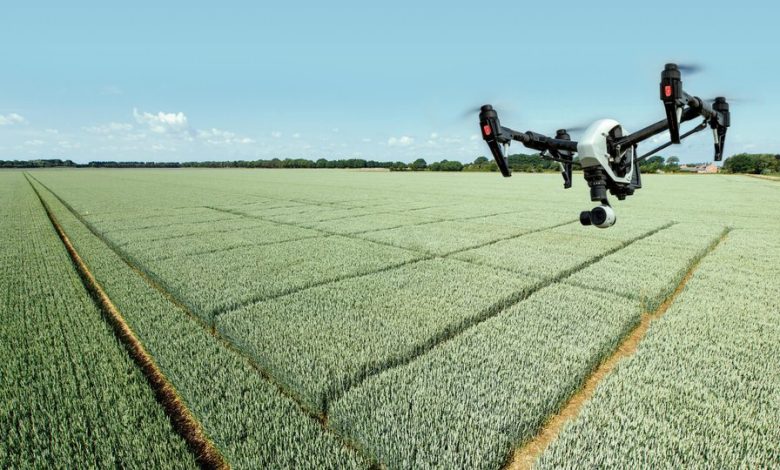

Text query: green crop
(218, 258), (541, 413)
(536, 228), (780, 468)
(0, 173), (194, 468)
(16, 168), (779, 469)
(329, 284), (643, 469)
(29, 177), (368, 468)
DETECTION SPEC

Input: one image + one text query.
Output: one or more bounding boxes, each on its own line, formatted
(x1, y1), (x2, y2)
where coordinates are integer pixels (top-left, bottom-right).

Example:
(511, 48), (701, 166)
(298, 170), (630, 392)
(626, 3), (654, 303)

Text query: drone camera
(580, 205), (616, 228)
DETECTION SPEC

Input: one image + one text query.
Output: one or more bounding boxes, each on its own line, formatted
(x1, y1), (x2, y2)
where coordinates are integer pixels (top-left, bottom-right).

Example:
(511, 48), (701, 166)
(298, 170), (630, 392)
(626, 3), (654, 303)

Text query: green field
(2, 168), (779, 468)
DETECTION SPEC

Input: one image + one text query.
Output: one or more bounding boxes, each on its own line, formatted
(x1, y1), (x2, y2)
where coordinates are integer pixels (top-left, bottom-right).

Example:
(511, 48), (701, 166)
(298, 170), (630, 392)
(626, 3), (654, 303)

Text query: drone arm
(635, 120), (709, 163)
(479, 104), (579, 177)
(520, 131), (579, 153)
(616, 106), (703, 150)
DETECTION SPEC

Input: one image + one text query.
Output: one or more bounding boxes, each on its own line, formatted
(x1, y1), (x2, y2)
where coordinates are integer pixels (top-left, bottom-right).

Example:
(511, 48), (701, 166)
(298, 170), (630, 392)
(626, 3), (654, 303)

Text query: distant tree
(667, 156), (680, 165)
(429, 159), (463, 172)
(722, 153), (777, 174)
(440, 160), (463, 171)
(473, 156), (489, 165)
(410, 158), (427, 171)
(640, 155), (665, 173)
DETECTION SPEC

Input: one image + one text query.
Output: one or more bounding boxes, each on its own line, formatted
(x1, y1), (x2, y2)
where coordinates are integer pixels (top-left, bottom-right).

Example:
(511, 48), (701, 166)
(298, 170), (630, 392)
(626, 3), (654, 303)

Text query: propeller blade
(676, 63), (704, 74)
(558, 118), (602, 134)
(458, 105), (484, 120)
(457, 101), (520, 123)
(704, 96), (756, 104)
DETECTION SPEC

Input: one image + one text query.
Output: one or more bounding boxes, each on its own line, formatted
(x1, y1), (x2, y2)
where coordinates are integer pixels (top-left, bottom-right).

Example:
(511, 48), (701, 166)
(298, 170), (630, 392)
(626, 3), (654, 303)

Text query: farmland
(2, 168), (779, 468)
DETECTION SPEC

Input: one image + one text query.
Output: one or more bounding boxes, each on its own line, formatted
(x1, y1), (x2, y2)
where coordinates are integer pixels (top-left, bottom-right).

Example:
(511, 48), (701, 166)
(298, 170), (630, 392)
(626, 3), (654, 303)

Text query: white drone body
(573, 119), (635, 228)
(577, 119), (634, 185)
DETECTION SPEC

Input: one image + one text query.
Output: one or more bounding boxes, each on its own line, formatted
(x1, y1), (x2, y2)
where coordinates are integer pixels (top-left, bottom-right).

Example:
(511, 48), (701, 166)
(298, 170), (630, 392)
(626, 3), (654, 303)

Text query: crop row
(125, 218), (321, 263)
(453, 217), (672, 279)
(30, 177), (370, 468)
(326, 220), (726, 469)
(536, 228), (780, 468)
(565, 222), (727, 311)
(218, 257), (542, 413)
(0, 173), (194, 468)
(328, 283), (644, 469)
(145, 233), (424, 322)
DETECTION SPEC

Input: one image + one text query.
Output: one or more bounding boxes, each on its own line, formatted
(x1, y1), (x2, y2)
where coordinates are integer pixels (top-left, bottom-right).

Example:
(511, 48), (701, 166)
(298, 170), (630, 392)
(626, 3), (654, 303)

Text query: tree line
(2, 153), (778, 174)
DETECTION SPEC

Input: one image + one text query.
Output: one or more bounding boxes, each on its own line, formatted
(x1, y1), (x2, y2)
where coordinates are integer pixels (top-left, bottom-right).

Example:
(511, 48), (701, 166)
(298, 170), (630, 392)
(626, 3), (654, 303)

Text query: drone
(478, 63), (731, 228)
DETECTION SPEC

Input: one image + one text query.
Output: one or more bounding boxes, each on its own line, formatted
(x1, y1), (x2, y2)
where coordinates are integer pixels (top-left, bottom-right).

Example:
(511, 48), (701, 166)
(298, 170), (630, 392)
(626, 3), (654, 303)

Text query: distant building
(679, 163), (719, 174)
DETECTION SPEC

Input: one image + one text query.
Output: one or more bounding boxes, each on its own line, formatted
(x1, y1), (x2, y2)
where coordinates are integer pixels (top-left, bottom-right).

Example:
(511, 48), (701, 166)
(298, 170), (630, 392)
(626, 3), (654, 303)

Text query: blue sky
(0, 1), (776, 164)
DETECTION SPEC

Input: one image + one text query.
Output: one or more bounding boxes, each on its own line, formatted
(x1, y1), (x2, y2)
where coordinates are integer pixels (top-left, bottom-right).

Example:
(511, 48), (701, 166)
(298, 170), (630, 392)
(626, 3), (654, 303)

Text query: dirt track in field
(505, 228), (730, 470)
(27, 175), (229, 470)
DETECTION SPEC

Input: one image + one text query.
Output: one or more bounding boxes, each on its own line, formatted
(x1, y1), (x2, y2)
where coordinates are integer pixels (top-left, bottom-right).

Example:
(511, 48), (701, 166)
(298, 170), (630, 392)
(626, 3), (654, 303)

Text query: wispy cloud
(198, 128), (254, 145)
(650, 131), (670, 144)
(0, 113), (27, 126)
(83, 122), (134, 134)
(388, 135), (414, 147)
(133, 108), (190, 135)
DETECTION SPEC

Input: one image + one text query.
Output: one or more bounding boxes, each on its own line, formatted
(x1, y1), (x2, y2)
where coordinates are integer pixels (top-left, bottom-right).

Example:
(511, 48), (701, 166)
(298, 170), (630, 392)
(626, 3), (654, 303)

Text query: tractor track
(25, 174), (229, 470)
(25, 173), (382, 469)
(505, 226), (731, 470)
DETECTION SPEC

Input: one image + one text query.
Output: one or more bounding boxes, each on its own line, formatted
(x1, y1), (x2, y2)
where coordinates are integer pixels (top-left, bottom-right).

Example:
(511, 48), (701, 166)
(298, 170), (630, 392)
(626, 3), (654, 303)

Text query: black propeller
(458, 105), (483, 120)
(704, 96), (755, 104)
(676, 63), (704, 74)
(558, 123), (589, 133)
(458, 101), (520, 123)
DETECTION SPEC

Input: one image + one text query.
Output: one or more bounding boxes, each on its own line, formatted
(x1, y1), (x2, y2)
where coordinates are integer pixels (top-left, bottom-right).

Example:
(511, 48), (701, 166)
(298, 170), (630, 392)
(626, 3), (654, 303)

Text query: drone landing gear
(580, 205), (616, 228)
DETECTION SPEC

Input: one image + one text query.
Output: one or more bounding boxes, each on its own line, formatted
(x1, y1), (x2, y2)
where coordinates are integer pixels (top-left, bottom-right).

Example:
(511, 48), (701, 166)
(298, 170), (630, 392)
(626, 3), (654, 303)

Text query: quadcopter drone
(479, 63), (730, 228)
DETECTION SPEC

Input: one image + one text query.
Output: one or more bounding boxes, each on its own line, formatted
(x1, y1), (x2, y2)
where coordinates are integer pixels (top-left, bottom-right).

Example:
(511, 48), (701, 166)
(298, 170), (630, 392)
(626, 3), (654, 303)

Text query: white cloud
(388, 135), (414, 147)
(650, 131), (670, 144)
(151, 143), (177, 152)
(133, 108), (190, 134)
(429, 132), (439, 139)
(83, 122), (134, 134)
(292, 133), (301, 139)
(58, 140), (81, 149)
(24, 139), (45, 146)
(271, 131), (282, 138)
(362, 137), (372, 143)
(197, 128), (255, 145)
(0, 113), (27, 126)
